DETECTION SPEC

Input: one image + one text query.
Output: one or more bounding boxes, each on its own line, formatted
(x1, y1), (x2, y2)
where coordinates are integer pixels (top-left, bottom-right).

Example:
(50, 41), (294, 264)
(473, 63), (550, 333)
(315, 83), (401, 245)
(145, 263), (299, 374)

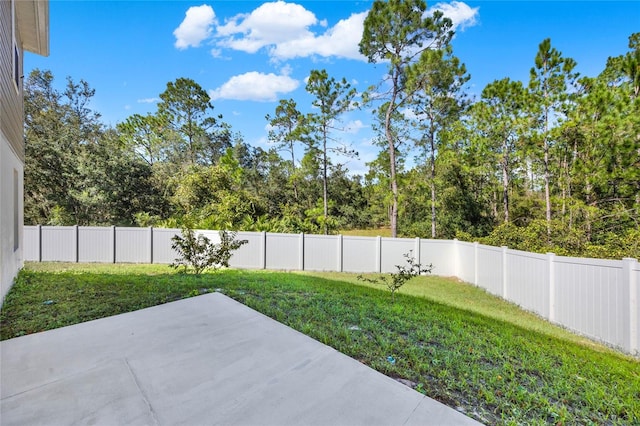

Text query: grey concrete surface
(1, 292), (482, 426)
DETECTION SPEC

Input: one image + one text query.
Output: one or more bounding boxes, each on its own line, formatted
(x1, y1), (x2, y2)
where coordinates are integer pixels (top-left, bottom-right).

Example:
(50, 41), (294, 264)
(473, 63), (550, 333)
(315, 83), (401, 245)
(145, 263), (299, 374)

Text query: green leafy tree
(366, 107), (412, 230)
(168, 148), (266, 230)
(266, 99), (304, 200)
(560, 34), (640, 241)
(528, 39), (578, 237)
(24, 69), (103, 225)
(232, 141), (292, 219)
(117, 113), (168, 166)
(359, 0), (454, 237)
(82, 129), (171, 226)
(303, 69), (358, 234)
(472, 78), (530, 224)
(408, 45), (470, 237)
(158, 77), (230, 166)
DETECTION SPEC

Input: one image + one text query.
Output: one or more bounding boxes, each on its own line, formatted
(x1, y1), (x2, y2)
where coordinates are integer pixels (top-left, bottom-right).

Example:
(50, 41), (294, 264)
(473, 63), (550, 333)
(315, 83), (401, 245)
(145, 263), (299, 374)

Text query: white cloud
(137, 97), (159, 104)
(400, 107), (418, 120)
(217, 1), (318, 53)
(174, 5), (216, 49)
(429, 1), (479, 32)
(344, 119), (367, 134)
(280, 64), (293, 76)
(272, 11), (367, 60)
(216, 2), (367, 61)
(209, 71), (300, 101)
(173, 2), (476, 61)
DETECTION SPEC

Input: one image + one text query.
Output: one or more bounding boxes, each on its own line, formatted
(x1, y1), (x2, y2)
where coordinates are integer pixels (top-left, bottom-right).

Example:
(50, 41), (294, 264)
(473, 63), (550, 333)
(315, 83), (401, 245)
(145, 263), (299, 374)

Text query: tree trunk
(429, 127), (436, 239)
(385, 75), (400, 239)
(502, 139), (509, 223)
(492, 191), (498, 220)
(289, 137), (298, 202)
(544, 140), (551, 238)
(323, 127), (329, 235)
(543, 102), (551, 239)
(385, 123), (398, 238)
(585, 179), (593, 241)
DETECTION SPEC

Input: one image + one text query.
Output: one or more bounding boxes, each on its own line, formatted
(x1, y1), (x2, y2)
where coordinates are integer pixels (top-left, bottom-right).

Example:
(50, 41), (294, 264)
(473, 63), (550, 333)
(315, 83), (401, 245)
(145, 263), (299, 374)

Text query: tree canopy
(23, 28), (640, 260)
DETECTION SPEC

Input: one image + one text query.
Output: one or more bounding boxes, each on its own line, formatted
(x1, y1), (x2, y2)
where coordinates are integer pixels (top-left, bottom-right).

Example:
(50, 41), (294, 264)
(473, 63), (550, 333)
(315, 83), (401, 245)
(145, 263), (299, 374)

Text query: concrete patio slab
(1, 292), (481, 425)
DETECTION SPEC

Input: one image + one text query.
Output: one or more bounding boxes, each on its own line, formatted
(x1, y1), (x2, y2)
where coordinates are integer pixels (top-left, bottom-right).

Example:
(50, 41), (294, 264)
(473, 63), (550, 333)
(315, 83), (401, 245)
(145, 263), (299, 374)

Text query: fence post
(112, 226), (116, 264)
(261, 231), (267, 269)
(623, 257), (638, 354)
(37, 224), (42, 262)
(548, 252), (556, 322)
(149, 226), (154, 264)
(415, 237), (421, 265)
(474, 241), (479, 286)
(299, 232), (305, 271)
(337, 234), (343, 272)
(376, 236), (382, 273)
(502, 246), (508, 299)
(74, 225), (79, 263)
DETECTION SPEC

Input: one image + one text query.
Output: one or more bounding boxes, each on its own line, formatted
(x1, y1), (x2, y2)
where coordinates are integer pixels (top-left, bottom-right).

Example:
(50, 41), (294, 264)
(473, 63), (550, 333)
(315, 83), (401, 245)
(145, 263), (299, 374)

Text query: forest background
(23, 1), (639, 260)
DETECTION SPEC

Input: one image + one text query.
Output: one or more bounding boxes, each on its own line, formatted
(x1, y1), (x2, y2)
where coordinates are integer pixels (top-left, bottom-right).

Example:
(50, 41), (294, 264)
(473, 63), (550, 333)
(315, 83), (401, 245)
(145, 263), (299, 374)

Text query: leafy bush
(479, 220), (639, 259)
(358, 251), (432, 300)
(171, 228), (247, 274)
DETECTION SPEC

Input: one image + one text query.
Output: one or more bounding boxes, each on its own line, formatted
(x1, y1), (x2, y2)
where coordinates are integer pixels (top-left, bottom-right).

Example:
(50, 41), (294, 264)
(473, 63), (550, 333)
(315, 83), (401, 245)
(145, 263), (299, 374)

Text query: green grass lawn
(339, 227), (393, 237)
(2, 263), (638, 425)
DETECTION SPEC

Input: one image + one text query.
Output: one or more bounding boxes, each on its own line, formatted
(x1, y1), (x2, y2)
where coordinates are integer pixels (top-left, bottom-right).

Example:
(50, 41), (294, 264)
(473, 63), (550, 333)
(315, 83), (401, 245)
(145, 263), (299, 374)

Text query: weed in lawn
(357, 251), (431, 301)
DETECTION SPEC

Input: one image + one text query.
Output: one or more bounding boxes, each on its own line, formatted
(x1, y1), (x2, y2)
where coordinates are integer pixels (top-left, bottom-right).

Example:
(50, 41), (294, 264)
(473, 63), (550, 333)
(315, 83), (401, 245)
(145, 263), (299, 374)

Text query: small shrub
(358, 251), (432, 301)
(171, 228), (248, 274)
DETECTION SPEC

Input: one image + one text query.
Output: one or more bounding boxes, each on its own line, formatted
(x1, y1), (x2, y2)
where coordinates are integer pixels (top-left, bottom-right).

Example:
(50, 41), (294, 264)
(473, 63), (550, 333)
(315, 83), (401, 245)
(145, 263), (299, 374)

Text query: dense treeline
(24, 1), (639, 259)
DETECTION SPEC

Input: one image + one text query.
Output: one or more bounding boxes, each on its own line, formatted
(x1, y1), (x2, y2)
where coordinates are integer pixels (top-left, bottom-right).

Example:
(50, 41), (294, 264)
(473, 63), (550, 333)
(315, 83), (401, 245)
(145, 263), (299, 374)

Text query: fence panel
(554, 257), (625, 349)
(20, 225), (639, 354)
(41, 226), (75, 262)
(23, 226), (39, 261)
(342, 236), (377, 273)
(231, 231), (264, 269)
(115, 227), (150, 263)
(151, 228), (180, 264)
(197, 230), (221, 244)
(456, 241), (475, 284)
(304, 234), (339, 271)
(381, 238), (415, 273)
(419, 240), (455, 276)
(265, 233), (300, 270)
(79, 227), (113, 263)
(506, 250), (549, 318)
(477, 245), (503, 295)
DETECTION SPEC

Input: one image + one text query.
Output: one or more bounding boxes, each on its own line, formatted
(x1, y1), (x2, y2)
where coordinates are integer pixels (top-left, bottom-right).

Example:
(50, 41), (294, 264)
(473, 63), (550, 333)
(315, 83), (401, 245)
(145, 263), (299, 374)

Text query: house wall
(1, 132), (24, 302)
(1, 0), (25, 302)
(1, 0), (24, 161)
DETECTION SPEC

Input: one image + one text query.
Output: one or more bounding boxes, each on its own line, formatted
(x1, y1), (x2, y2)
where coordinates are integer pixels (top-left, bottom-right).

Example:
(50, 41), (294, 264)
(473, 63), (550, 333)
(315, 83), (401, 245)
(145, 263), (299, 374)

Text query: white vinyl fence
(23, 225), (639, 356)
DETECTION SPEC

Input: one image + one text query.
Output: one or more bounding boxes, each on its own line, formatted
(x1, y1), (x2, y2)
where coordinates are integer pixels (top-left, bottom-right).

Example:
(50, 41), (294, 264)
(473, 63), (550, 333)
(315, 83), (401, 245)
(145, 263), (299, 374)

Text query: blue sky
(25, 1), (639, 175)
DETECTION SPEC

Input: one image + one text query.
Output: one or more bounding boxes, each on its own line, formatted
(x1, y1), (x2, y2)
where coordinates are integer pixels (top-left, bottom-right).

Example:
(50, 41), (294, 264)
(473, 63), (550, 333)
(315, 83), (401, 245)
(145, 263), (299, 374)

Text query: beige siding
(0, 0), (24, 162)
